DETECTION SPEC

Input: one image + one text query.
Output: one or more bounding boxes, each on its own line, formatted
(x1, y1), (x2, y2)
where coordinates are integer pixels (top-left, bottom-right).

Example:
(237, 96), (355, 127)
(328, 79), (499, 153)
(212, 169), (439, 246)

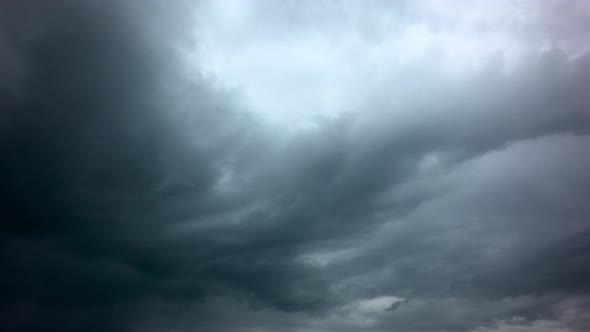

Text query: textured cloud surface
(1, 1), (589, 331)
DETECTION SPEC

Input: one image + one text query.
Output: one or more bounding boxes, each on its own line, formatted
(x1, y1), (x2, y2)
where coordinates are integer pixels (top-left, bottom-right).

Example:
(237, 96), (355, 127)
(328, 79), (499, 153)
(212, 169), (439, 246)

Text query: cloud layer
(1, 1), (589, 331)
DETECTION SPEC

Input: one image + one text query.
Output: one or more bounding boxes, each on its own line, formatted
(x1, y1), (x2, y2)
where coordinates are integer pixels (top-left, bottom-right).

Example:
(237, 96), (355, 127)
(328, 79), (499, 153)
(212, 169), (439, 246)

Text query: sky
(0, 1), (589, 331)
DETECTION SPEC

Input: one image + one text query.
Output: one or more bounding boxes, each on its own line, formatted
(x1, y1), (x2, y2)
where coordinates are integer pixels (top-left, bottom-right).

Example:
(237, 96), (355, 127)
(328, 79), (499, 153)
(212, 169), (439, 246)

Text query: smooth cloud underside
(0, 1), (589, 332)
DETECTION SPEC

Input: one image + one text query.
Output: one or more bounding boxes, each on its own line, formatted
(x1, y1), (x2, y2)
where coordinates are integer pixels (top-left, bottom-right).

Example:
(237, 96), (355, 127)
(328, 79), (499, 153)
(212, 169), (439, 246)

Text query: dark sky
(1, 1), (590, 331)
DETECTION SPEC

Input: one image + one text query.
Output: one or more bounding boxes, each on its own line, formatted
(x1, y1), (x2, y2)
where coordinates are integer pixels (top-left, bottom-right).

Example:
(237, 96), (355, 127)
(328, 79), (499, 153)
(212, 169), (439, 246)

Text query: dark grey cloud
(1, 1), (589, 332)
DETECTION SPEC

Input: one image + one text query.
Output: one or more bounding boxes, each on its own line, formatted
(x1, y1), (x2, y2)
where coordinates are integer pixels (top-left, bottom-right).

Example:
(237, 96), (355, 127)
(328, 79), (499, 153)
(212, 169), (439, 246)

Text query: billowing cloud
(0, 1), (589, 331)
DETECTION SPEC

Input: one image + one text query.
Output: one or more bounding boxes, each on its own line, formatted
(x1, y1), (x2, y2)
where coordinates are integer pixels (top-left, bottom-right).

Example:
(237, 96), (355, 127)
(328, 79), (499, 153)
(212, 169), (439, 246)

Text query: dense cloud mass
(1, 1), (589, 331)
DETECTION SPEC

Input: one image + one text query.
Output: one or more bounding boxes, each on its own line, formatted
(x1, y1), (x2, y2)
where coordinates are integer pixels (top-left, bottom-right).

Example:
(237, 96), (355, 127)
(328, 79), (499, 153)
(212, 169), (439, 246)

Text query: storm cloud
(1, 1), (589, 331)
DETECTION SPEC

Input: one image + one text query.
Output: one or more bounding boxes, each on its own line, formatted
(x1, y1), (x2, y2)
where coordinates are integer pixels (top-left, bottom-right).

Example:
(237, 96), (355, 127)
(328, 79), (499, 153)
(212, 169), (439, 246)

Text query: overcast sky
(1, 1), (590, 331)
